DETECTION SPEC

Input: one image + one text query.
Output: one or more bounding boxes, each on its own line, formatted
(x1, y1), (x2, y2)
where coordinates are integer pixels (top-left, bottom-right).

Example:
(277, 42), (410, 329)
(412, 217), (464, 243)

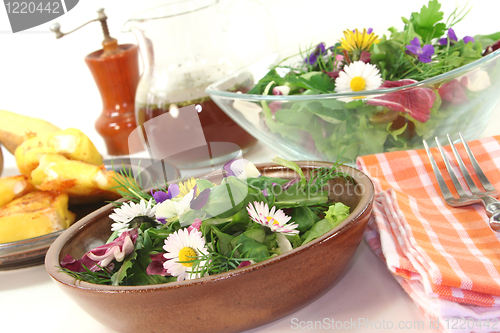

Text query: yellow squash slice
(0, 110), (61, 155)
(0, 191), (75, 243)
(31, 154), (125, 204)
(0, 175), (34, 208)
(15, 128), (103, 176)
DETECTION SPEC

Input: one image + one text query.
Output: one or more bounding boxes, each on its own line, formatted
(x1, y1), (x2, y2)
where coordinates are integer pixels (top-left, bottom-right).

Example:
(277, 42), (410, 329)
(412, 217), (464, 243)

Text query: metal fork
(423, 133), (500, 231)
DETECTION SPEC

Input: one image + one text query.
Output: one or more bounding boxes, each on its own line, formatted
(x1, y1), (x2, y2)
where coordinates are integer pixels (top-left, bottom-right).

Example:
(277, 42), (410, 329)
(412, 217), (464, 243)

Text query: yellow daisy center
(266, 216), (279, 225)
(350, 76), (366, 91)
(178, 247), (197, 267)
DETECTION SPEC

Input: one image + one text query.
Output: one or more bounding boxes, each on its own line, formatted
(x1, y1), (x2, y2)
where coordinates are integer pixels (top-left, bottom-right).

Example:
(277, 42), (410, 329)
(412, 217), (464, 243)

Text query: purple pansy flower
(152, 184), (179, 204)
(439, 28), (474, 46)
(152, 190), (169, 204)
(153, 184), (181, 224)
(406, 37), (434, 63)
(304, 42), (327, 66)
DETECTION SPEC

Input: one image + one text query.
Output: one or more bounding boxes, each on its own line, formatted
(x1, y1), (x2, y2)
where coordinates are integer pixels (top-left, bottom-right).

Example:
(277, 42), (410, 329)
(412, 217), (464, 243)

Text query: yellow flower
(177, 177), (199, 197)
(339, 28), (380, 53)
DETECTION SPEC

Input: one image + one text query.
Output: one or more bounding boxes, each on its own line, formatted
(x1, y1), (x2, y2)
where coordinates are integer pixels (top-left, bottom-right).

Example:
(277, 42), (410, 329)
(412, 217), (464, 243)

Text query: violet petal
(410, 37), (421, 48)
(448, 28), (458, 42)
(421, 44), (435, 57)
(190, 188), (210, 210)
(305, 53), (318, 65)
(167, 184), (180, 199)
(153, 191), (169, 204)
(406, 44), (421, 55)
(418, 55), (432, 63)
(223, 160), (237, 177)
(438, 37), (448, 46)
(463, 36), (474, 44)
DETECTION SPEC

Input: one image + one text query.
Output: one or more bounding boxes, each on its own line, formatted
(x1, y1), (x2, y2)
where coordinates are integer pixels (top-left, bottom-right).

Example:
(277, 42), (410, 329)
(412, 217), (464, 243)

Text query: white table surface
(1, 0), (500, 332)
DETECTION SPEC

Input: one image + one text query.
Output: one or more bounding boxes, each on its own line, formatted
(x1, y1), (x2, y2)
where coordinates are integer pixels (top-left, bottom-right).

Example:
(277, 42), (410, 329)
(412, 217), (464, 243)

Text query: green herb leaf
(271, 157), (306, 188)
(410, 0), (446, 42)
(232, 233), (270, 262)
(285, 72), (336, 94)
(247, 69), (285, 95)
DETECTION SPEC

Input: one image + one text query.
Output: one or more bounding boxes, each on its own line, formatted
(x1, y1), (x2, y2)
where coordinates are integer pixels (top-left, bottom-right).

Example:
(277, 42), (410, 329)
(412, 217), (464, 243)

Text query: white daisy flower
(163, 228), (208, 282)
(110, 199), (157, 234)
(334, 61), (382, 102)
(246, 201), (299, 236)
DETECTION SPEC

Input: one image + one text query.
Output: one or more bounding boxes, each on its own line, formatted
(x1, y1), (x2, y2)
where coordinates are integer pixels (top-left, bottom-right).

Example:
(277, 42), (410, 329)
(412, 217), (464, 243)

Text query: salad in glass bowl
(206, 0), (500, 163)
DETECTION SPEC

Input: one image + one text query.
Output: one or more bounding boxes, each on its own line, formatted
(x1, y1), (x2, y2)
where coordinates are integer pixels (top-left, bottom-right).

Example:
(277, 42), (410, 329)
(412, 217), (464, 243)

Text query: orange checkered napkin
(356, 135), (500, 308)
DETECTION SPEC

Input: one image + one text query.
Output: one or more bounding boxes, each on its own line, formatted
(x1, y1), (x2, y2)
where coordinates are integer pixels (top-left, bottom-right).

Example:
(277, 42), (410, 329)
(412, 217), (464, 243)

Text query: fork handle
(481, 196), (500, 216)
(480, 196), (500, 231)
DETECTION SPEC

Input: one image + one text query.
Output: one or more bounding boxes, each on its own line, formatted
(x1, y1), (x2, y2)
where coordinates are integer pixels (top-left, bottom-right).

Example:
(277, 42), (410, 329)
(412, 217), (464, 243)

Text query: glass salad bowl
(206, 48), (500, 164)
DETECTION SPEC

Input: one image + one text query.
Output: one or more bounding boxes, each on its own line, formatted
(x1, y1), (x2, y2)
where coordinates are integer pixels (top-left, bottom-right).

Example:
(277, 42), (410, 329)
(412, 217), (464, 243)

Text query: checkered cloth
(356, 135), (500, 333)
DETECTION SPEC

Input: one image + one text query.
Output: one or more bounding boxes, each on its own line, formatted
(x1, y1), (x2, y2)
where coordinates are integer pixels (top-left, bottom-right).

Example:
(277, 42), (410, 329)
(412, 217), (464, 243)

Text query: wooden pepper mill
(50, 9), (144, 156)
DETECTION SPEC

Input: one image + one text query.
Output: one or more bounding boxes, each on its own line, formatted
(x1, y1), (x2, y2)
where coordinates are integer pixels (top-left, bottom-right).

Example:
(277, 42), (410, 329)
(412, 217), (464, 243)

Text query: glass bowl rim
(206, 48), (500, 101)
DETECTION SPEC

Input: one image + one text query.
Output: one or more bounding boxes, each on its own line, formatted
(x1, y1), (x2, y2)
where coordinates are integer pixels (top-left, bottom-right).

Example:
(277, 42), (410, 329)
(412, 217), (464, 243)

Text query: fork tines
(423, 133), (498, 207)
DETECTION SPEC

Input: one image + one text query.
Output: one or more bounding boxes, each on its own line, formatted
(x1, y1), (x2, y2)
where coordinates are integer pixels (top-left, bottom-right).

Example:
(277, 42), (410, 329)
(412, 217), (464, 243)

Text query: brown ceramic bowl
(45, 161), (374, 333)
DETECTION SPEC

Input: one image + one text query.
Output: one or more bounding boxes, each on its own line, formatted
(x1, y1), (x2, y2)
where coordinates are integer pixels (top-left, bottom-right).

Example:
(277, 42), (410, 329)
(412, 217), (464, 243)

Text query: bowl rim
(45, 161), (374, 291)
(205, 48), (500, 101)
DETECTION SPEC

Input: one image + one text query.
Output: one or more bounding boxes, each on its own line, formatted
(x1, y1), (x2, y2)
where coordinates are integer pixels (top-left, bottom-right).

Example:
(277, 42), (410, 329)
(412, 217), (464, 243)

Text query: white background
(1, 0), (500, 332)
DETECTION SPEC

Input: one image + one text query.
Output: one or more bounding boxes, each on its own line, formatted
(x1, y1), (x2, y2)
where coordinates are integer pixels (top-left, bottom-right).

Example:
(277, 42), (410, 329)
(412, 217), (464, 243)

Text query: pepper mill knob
(49, 22), (62, 38)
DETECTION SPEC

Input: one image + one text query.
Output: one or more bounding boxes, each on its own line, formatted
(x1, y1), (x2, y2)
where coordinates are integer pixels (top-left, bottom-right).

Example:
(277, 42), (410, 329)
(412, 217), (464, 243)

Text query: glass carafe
(123, 0), (276, 169)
